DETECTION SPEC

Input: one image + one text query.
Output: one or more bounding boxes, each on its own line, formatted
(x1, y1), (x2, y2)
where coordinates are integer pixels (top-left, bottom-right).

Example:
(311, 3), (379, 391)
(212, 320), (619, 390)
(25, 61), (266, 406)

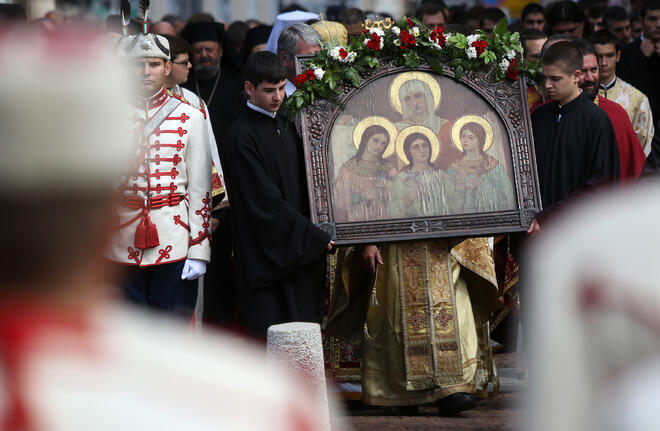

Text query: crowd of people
(1, 0), (660, 427)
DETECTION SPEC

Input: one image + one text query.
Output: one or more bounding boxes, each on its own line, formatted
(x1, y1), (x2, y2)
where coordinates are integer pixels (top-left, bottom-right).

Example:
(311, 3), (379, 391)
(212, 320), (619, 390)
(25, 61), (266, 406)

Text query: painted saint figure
(388, 127), (454, 218)
(447, 116), (516, 213)
(333, 116), (398, 222)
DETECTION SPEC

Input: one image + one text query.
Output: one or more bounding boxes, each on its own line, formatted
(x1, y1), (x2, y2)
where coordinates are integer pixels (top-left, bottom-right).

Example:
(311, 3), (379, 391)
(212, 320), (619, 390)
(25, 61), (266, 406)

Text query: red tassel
(135, 215), (159, 249)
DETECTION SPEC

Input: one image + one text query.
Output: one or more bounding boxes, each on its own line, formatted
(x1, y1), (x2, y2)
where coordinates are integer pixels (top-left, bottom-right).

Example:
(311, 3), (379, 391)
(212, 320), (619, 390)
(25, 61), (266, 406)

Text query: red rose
(293, 73), (307, 87)
(306, 70), (315, 81)
(366, 33), (382, 50)
(339, 48), (348, 59)
(430, 28), (446, 46)
(406, 17), (415, 28)
(471, 39), (488, 56)
(507, 58), (519, 80)
(400, 29), (416, 46)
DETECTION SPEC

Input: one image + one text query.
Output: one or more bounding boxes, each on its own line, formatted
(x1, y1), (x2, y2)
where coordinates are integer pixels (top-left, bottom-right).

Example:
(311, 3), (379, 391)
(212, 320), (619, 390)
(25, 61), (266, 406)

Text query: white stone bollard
(267, 322), (330, 431)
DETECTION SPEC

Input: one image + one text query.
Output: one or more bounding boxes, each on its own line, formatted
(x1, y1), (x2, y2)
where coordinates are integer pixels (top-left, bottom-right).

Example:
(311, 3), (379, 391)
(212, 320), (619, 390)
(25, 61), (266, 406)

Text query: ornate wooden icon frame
(296, 56), (542, 246)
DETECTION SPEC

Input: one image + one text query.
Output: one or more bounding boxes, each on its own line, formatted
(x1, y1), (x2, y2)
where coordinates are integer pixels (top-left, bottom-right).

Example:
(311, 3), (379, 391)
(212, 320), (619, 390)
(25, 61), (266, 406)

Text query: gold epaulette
(166, 88), (190, 105)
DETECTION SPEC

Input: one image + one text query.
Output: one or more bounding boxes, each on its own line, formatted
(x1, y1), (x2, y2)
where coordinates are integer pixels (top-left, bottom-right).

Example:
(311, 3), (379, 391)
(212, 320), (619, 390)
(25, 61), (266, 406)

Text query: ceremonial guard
(108, 25), (212, 317)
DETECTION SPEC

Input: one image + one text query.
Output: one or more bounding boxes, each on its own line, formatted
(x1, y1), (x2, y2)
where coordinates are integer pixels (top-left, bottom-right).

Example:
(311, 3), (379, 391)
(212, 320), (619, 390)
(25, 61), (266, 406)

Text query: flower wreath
(286, 17), (541, 121)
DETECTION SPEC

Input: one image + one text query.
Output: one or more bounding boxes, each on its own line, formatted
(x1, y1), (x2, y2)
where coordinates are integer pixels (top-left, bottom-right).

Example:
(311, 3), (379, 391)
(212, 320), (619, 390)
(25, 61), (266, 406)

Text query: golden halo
(352, 116), (398, 159)
(389, 71), (442, 115)
(451, 115), (495, 152)
(394, 126), (441, 165)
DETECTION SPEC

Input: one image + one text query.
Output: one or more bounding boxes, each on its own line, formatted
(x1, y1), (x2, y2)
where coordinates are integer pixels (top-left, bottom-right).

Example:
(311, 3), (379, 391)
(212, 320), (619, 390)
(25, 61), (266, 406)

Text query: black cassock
(531, 92), (620, 216)
(182, 67), (246, 146)
(222, 107), (330, 338)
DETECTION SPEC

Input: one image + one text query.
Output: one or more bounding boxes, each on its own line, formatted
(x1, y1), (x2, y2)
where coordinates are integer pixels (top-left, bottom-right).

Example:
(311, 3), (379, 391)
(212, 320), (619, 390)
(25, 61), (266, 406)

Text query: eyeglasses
(172, 59), (190, 65)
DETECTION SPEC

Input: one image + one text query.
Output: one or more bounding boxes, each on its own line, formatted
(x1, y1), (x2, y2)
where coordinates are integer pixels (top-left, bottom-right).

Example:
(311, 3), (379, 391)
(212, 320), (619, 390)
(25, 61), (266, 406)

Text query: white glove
(181, 258), (207, 280)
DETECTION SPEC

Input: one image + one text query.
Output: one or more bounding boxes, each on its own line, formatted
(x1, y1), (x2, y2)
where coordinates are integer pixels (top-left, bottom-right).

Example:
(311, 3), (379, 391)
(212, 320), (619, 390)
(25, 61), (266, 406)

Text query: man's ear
(164, 60), (172, 77)
(615, 49), (621, 63)
(244, 80), (254, 98)
(573, 69), (582, 84)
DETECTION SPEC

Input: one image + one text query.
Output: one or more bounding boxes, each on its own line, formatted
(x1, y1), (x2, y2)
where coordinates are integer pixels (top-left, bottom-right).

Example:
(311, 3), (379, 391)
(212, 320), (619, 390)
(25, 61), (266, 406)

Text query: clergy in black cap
(181, 21), (245, 145)
(241, 25), (272, 63)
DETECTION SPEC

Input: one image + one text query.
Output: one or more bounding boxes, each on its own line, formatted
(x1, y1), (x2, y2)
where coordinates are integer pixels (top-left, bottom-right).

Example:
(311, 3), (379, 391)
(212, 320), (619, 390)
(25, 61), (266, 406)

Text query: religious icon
(301, 60), (540, 244)
(332, 116), (398, 222)
(388, 126), (455, 218)
(447, 115), (516, 213)
(390, 71), (449, 134)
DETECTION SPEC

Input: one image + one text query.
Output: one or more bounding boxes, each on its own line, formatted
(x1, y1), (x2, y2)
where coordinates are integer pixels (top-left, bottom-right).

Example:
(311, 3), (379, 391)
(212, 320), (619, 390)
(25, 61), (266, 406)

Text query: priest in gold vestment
(327, 237), (498, 412)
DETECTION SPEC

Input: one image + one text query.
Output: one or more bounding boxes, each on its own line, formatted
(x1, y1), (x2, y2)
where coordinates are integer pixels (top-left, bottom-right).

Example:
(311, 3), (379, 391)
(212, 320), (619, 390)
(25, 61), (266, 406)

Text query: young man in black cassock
(222, 51), (333, 339)
(530, 41), (620, 230)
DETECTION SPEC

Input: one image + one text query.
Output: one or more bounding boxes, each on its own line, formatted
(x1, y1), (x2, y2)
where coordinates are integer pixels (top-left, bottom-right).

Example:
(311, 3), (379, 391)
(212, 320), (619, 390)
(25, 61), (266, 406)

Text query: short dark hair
(572, 38), (596, 58)
(162, 35), (191, 58)
(417, 2), (446, 21)
(589, 29), (620, 49)
(521, 27), (547, 41)
(546, 1), (586, 29)
(521, 3), (544, 21)
(602, 6), (629, 27)
(642, 0), (660, 18)
(244, 51), (286, 86)
(482, 7), (506, 25)
(542, 40), (583, 74)
(339, 7), (365, 25)
(586, 5), (605, 20)
(465, 5), (486, 23)
(520, 28), (547, 54)
(539, 33), (577, 58)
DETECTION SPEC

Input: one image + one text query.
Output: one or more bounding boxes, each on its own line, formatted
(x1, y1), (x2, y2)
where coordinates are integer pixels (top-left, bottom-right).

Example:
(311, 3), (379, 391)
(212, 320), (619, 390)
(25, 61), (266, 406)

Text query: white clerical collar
(247, 101), (277, 118)
(285, 79), (296, 97)
(600, 76), (616, 90)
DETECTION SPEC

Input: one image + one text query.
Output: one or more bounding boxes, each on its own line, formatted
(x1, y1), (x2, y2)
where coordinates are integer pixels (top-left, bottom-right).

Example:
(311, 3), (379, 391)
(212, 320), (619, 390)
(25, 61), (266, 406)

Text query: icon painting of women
(388, 126), (455, 218)
(447, 115), (516, 213)
(332, 116), (399, 222)
(389, 71), (462, 170)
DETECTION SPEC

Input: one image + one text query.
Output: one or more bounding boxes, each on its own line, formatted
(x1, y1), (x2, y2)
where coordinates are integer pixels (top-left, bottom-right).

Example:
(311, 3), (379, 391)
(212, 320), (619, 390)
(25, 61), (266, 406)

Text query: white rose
(467, 34), (480, 44)
(506, 49), (516, 60)
(412, 26), (420, 37)
(370, 27), (385, 37)
(466, 46), (477, 59)
(392, 26), (400, 36)
(313, 67), (325, 80)
(329, 46), (341, 60)
(345, 51), (357, 63)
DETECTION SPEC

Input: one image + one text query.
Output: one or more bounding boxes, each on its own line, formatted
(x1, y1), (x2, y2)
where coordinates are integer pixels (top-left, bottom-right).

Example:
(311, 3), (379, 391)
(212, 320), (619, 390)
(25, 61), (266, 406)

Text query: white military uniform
(171, 84), (226, 201)
(107, 87), (211, 266)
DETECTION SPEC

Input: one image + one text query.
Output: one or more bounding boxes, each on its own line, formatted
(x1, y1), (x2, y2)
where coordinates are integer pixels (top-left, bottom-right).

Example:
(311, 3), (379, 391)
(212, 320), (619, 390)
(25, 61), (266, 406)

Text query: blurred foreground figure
(527, 181), (660, 431)
(0, 29), (330, 431)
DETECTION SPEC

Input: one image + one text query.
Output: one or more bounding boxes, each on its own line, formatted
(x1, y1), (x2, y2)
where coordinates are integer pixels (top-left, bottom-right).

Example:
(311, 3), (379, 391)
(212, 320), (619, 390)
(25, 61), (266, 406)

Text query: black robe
(617, 39), (660, 122)
(222, 107), (330, 338)
(531, 92), (620, 217)
(182, 67), (246, 147)
(182, 66), (244, 328)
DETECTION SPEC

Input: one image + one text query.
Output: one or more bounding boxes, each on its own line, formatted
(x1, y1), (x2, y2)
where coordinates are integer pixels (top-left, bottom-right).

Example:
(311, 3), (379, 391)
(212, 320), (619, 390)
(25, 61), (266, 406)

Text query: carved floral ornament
(285, 16), (541, 121)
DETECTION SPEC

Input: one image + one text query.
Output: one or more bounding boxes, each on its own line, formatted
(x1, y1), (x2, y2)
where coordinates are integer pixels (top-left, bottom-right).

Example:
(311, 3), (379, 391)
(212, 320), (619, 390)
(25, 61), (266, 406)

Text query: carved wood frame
(296, 56), (542, 246)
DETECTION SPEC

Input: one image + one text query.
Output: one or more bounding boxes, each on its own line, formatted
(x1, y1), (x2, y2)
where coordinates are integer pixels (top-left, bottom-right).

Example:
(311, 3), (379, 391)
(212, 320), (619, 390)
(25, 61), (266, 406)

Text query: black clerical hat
(181, 22), (226, 44)
(244, 25), (272, 52)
